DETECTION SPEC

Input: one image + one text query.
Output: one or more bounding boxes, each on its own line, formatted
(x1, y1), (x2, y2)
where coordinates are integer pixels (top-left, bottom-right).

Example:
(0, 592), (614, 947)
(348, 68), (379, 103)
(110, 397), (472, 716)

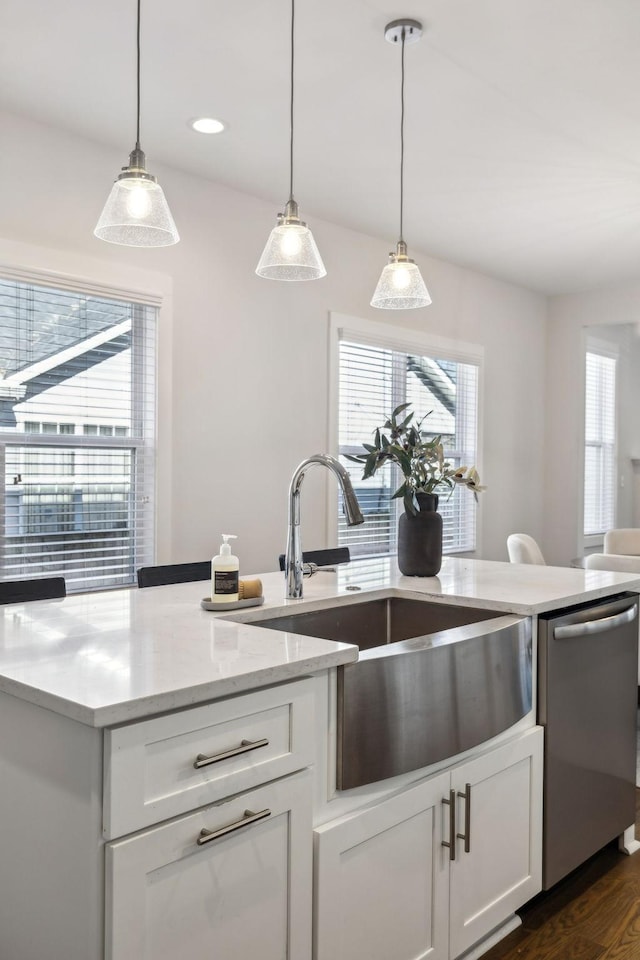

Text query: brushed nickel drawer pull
(197, 808), (272, 846)
(441, 789), (456, 861)
(457, 783), (471, 853)
(193, 737), (269, 769)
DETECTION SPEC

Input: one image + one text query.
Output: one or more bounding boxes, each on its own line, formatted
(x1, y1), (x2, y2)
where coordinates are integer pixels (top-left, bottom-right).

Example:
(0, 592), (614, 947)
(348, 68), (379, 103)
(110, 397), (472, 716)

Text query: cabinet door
(314, 771), (450, 960)
(448, 727), (543, 959)
(105, 769), (311, 960)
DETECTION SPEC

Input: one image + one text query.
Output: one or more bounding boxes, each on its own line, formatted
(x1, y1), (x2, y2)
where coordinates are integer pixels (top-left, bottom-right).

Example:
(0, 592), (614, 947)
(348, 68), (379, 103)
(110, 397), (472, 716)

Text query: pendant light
(94, 0), (179, 247)
(256, 0), (326, 281)
(371, 19), (431, 310)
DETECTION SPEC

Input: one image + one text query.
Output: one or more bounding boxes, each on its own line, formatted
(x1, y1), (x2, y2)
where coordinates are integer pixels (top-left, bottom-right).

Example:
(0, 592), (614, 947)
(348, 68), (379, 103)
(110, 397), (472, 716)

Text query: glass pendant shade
(257, 0), (325, 282)
(372, 19), (431, 309)
(94, 0), (180, 250)
(94, 151), (179, 247)
(371, 242), (431, 309)
(256, 200), (326, 281)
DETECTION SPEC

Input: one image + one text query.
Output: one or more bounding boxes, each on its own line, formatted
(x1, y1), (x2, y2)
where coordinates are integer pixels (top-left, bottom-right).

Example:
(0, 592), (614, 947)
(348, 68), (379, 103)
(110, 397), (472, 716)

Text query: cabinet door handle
(457, 783), (471, 853)
(441, 789), (456, 861)
(193, 737), (269, 769)
(197, 807), (272, 846)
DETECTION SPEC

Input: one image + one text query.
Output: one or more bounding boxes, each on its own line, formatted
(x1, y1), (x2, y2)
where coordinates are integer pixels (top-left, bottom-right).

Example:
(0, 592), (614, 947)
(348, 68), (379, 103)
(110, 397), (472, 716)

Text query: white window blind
(0, 277), (156, 591)
(337, 337), (480, 557)
(584, 349), (616, 536)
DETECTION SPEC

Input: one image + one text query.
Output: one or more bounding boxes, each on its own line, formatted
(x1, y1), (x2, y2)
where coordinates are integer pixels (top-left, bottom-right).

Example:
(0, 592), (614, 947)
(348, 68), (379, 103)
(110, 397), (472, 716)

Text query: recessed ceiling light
(190, 117), (225, 135)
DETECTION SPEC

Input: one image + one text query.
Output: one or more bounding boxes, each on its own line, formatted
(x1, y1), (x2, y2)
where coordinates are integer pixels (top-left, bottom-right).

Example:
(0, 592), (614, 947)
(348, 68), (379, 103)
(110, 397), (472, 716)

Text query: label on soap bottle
(214, 570), (239, 596)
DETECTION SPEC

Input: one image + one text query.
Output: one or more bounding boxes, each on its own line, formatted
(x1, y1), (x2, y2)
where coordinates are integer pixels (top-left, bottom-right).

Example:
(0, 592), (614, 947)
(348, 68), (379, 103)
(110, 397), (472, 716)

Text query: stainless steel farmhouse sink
(252, 596), (532, 789)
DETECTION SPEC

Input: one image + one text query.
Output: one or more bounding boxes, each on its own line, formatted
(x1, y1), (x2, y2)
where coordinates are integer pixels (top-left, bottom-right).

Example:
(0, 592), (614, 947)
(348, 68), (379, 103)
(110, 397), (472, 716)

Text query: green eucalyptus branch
(346, 402), (486, 515)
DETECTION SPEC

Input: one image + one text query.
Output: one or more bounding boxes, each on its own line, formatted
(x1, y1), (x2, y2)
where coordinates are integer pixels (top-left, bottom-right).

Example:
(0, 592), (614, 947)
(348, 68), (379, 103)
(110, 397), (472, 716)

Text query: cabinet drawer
(103, 678), (314, 838)
(105, 769), (312, 960)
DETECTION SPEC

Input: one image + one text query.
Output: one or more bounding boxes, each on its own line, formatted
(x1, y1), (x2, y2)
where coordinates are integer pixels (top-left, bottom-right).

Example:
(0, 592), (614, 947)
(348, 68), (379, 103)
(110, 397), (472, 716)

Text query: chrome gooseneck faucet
(285, 454), (364, 599)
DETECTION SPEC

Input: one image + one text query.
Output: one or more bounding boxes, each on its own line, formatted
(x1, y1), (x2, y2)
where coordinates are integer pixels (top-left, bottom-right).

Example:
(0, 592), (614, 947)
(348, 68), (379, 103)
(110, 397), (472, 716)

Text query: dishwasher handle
(553, 603), (637, 640)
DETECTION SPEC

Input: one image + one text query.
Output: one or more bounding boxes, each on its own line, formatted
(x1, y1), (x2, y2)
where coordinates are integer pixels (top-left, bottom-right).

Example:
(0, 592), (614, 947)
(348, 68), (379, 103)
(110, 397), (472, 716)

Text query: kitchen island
(0, 556), (638, 960)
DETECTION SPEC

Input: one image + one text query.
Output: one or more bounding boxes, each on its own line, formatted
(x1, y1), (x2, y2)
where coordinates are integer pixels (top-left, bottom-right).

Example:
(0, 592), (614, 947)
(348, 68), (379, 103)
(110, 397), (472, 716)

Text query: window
(334, 321), (481, 558)
(0, 276), (156, 591)
(584, 346), (617, 537)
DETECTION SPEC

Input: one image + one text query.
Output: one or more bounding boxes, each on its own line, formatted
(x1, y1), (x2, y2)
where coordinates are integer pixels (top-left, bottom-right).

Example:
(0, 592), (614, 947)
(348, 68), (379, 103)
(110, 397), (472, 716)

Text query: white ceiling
(2, 0), (640, 295)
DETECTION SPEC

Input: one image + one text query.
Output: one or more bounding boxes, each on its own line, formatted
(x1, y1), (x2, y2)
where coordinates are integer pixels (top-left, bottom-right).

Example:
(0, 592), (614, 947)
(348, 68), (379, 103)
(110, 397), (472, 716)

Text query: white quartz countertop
(236, 556), (640, 619)
(1, 556), (638, 728)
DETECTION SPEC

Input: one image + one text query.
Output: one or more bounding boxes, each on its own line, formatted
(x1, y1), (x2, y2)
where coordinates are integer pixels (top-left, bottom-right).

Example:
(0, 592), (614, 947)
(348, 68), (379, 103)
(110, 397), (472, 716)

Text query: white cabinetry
(101, 679), (315, 959)
(0, 669), (542, 960)
(314, 727), (543, 960)
(448, 729), (542, 958)
(106, 770), (311, 960)
(104, 678), (315, 960)
(315, 770), (450, 960)
(103, 678), (314, 837)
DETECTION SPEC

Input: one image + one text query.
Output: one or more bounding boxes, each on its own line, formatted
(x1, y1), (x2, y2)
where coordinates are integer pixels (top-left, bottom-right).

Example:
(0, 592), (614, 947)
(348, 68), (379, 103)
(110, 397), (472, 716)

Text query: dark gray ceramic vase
(397, 492), (443, 577)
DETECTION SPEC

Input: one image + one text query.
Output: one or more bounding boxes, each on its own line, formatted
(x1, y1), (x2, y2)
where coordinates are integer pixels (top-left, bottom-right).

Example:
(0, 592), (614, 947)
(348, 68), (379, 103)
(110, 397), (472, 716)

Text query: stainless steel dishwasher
(538, 592), (639, 889)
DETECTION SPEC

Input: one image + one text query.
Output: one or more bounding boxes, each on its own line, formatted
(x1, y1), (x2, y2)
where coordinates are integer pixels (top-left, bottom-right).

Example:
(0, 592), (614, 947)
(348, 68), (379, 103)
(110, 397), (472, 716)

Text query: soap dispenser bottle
(211, 534), (239, 603)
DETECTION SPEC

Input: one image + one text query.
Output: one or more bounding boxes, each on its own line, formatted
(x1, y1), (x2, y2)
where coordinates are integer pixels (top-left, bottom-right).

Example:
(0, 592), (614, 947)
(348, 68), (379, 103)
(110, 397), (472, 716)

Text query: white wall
(546, 283), (640, 564)
(0, 109), (548, 573)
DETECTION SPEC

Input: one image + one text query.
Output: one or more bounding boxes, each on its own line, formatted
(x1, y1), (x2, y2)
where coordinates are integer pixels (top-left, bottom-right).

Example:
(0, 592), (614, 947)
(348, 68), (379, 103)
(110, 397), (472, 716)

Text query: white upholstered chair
(585, 527), (640, 573)
(603, 528), (640, 556)
(584, 553), (640, 574)
(506, 533), (546, 565)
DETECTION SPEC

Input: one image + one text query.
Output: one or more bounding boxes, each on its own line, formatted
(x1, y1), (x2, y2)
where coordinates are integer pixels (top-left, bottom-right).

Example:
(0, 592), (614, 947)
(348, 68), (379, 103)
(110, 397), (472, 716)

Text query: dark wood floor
(482, 791), (640, 960)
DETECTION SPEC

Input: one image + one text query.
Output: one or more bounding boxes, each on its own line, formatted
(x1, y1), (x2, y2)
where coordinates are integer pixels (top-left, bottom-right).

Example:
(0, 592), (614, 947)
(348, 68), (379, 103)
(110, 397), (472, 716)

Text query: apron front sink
(249, 596), (532, 789)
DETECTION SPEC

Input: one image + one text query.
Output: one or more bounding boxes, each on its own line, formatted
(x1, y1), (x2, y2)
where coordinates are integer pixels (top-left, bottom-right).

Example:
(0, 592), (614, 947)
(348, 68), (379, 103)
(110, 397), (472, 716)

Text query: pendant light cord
(136, 0), (141, 150)
(289, 0), (295, 202)
(399, 26), (406, 243)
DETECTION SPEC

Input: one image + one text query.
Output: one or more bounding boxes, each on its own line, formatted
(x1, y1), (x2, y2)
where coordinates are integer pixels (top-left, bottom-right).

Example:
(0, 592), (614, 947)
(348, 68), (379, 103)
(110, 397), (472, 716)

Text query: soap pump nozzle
(220, 534), (237, 555)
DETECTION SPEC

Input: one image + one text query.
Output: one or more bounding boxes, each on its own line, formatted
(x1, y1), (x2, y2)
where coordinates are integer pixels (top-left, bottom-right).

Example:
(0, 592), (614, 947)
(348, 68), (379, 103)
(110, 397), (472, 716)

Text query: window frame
(583, 336), (618, 544)
(0, 249), (172, 589)
(328, 312), (484, 557)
